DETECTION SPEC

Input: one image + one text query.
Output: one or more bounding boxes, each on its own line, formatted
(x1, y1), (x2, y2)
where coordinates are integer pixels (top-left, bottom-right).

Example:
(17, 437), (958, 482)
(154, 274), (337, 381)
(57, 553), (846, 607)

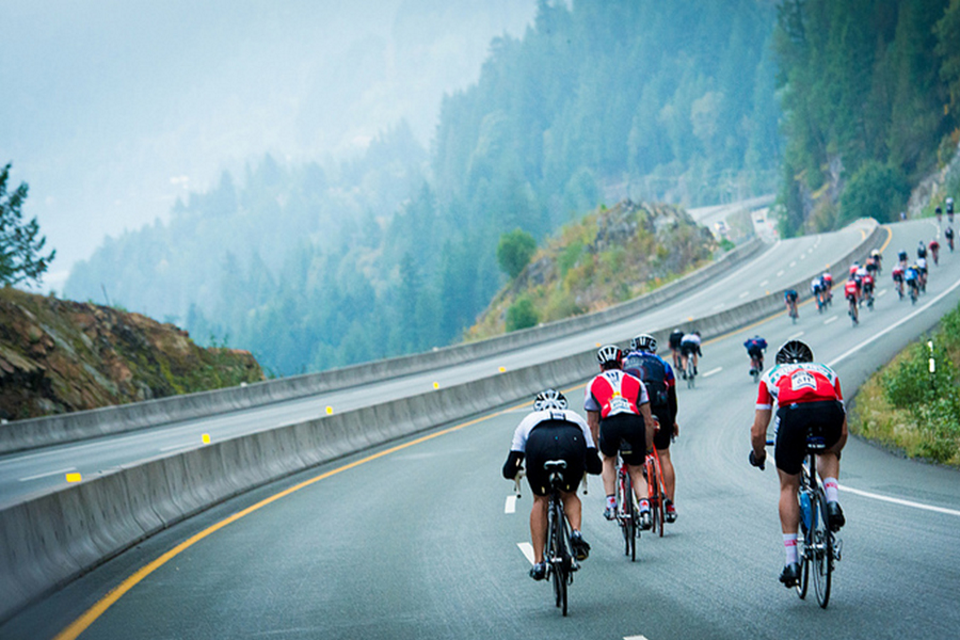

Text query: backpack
(623, 353), (669, 408)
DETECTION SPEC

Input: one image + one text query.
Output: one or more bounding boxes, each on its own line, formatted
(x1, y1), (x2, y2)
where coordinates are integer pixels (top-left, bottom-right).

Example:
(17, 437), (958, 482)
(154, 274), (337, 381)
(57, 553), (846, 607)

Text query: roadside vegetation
(851, 302), (960, 466)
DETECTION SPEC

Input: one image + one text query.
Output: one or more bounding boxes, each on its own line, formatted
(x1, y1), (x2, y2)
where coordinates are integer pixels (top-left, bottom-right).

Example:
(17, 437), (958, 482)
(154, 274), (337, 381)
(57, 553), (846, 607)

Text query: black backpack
(623, 353), (669, 408)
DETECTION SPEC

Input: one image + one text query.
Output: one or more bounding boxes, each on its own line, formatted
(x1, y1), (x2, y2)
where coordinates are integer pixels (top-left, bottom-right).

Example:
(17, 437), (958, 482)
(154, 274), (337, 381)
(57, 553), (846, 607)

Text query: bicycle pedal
(832, 536), (843, 561)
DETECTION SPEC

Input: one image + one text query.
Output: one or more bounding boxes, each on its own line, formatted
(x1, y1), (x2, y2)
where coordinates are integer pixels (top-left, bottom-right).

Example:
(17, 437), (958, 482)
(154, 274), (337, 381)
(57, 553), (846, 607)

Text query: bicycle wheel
(686, 360), (696, 389)
(810, 489), (833, 608)
(796, 491), (810, 600)
(647, 456), (665, 537)
(549, 500), (568, 615)
(619, 469), (636, 561)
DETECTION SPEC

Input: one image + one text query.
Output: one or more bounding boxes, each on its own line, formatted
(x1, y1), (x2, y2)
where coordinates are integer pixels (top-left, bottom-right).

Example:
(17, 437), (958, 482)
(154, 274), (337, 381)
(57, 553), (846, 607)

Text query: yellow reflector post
(202, 434), (211, 444)
(66, 473), (82, 483)
(325, 406), (334, 415)
(433, 382), (440, 389)
(498, 366), (506, 373)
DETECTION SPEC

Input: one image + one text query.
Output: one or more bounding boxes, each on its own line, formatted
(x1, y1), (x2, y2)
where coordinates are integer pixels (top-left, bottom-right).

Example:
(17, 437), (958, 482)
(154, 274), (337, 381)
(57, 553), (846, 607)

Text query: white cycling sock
(823, 478), (839, 503)
(639, 499), (650, 512)
(606, 494), (617, 508)
(783, 533), (798, 565)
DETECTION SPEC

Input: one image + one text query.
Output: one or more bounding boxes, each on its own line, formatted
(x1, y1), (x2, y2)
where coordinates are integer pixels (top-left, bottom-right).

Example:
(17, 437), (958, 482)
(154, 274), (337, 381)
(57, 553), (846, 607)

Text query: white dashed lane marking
(505, 496), (517, 514)
(517, 542), (535, 565)
(19, 467), (77, 482)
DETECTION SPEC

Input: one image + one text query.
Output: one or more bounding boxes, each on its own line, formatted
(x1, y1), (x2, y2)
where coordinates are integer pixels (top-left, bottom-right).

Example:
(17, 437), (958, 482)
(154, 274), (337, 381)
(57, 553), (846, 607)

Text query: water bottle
(800, 491), (812, 533)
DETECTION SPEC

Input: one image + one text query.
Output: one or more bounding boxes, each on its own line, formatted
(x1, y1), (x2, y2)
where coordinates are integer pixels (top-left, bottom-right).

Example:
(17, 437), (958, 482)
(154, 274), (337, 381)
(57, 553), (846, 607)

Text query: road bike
(685, 354), (697, 389)
(749, 352), (764, 384)
(907, 280), (919, 305)
(760, 436), (843, 609)
(615, 453), (639, 561)
(861, 285), (875, 311)
(787, 300), (799, 324)
(847, 295), (859, 326)
(543, 460), (576, 616)
(644, 449), (667, 537)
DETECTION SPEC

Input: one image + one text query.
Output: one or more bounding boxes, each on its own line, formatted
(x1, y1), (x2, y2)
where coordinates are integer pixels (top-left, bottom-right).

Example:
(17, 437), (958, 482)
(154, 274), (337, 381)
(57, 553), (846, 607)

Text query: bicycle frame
(544, 461), (575, 616)
(616, 456), (638, 561)
(644, 449), (667, 537)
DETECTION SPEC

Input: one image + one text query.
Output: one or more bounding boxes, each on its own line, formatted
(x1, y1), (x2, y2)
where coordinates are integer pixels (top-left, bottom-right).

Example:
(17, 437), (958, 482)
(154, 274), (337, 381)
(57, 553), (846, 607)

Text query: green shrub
(506, 296), (538, 332)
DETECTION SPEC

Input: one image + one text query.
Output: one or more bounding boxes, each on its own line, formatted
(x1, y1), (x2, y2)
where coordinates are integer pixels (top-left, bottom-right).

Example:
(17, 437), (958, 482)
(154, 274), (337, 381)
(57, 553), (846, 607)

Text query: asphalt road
(3, 219), (960, 639)
(0, 220), (871, 506)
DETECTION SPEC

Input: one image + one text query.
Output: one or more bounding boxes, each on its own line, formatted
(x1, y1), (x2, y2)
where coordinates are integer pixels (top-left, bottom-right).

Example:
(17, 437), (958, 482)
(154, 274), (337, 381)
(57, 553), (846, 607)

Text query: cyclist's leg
(530, 494), (549, 563)
(559, 490), (582, 532)
(778, 470), (801, 534)
(627, 463), (649, 504)
(658, 446), (676, 502)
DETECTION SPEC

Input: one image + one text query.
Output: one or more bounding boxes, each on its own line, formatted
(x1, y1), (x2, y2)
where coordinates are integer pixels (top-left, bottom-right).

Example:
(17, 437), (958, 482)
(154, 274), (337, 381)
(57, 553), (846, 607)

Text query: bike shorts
(846, 293), (857, 303)
(893, 273), (903, 283)
(598, 412), (647, 466)
(524, 423), (588, 497)
(774, 400), (845, 475)
(680, 344), (699, 357)
(651, 405), (674, 451)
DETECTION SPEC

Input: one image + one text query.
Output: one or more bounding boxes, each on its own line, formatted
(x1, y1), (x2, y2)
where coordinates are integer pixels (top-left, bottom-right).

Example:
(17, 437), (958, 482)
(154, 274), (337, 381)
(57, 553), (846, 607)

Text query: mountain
(0, 287), (262, 421)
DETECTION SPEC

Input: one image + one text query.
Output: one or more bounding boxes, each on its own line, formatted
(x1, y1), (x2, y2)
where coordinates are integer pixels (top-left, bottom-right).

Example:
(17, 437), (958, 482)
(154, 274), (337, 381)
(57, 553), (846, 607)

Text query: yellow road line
(54, 406), (523, 640)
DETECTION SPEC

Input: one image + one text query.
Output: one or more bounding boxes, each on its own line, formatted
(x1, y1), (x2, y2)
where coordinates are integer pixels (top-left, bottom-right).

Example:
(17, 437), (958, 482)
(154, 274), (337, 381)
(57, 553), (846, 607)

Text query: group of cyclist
(503, 332), (683, 581)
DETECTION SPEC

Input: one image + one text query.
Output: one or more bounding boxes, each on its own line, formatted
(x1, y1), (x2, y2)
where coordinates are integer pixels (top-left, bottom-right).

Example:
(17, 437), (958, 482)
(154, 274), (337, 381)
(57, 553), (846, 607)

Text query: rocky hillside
(0, 287), (263, 420)
(468, 200), (717, 340)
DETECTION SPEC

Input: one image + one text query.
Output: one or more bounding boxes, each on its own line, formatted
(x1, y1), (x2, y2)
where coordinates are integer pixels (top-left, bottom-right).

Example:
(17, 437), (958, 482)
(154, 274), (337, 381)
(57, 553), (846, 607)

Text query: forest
(69, 0), (935, 376)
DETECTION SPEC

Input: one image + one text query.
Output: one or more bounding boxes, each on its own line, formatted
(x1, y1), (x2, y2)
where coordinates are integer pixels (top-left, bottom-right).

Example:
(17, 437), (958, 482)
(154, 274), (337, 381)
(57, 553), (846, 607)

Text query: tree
(0, 163), (55, 287)
(496, 228), (537, 279)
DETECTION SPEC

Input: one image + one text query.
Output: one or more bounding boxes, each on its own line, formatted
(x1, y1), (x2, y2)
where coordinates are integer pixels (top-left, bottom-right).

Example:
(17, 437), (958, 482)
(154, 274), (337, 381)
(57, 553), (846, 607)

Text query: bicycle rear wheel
(810, 490), (833, 608)
(619, 470), (636, 561)
(647, 456), (665, 537)
(549, 500), (568, 615)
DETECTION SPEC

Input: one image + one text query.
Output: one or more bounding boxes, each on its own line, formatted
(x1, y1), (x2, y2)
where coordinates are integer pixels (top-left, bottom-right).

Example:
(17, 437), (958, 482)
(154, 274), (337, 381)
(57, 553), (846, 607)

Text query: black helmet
(533, 388), (567, 411)
(630, 333), (657, 353)
(596, 344), (623, 367)
(775, 340), (814, 365)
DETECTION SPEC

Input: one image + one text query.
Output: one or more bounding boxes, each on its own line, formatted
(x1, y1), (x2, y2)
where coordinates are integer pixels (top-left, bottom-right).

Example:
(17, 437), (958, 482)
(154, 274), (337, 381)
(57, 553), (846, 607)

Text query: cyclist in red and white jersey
(585, 345), (658, 529)
(748, 340), (848, 588)
(843, 278), (860, 304)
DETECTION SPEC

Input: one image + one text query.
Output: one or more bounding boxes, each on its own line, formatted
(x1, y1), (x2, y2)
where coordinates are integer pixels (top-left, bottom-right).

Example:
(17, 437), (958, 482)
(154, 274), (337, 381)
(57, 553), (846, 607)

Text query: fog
(0, 0), (536, 291)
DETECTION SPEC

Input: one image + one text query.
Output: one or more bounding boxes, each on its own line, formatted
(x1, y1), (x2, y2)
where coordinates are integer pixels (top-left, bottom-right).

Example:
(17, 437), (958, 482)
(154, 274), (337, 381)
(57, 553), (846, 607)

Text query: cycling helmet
(871, 249), (880, 257)
(533, 388), (567, 411)
(775, 340), (814, 365)
(630, 333), (657, 353)
(596, 344), (623, 367)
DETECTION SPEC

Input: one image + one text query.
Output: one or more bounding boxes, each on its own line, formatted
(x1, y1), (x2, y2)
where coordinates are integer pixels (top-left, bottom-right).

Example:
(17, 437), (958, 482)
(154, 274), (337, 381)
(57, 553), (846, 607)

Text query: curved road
(3, 219), (960, 639)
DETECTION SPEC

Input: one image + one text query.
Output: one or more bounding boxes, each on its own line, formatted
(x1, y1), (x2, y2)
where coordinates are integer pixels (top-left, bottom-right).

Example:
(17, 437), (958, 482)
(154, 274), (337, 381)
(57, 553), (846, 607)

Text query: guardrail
(0, 220), (884, 624)
(0, 237), (766, 454)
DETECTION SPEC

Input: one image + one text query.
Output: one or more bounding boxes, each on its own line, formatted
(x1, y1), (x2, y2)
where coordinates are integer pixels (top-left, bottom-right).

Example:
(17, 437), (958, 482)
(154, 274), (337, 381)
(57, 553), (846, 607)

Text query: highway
(0, 220), (867, 506)
(3, 218), (960, 639)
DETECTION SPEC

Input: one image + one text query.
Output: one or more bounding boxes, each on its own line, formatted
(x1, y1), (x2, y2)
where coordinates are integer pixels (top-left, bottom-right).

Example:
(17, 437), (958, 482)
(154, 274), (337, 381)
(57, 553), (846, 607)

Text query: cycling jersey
(861, 273), (874, 291)
(622, 350), (675, 408)
(946, 228), (955, 239)
(811, 278), (822, 294)
(918, 244), (927, 258)
(784, 290), (798, 302)
(744, 337), (767, 357)
(756, 362), (844, 410)
(679, 333), (702, 356)
(668, 330), (684, 350)
(584, 370), (648, 419)
(892, 265), (904, 282)
(917, 257), (927, 272)
(844, 279), (859, 299)
(508, 409), (598, 496)
(898, 250), (908, 263)
(905, 267), (919, 282)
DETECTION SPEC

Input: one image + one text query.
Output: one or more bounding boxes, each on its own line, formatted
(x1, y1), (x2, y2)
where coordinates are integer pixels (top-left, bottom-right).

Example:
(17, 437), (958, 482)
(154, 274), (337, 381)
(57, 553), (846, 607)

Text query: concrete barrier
(0, 220), (886, 624)
(0, 238), (766, 454)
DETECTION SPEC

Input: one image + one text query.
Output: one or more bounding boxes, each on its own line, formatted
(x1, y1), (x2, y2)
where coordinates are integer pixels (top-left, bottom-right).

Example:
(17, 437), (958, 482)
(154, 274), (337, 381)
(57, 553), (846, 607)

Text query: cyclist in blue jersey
(623, 333), (681, 522)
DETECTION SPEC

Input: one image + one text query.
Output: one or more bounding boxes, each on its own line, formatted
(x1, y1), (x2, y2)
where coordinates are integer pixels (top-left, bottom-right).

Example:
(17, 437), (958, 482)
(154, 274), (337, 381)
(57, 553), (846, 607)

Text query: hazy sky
(0, 0), (536, 290)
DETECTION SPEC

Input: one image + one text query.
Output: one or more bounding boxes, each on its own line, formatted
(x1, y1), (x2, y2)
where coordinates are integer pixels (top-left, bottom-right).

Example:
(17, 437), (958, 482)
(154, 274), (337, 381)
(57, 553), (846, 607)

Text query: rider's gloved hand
(749, 449), (766, 471)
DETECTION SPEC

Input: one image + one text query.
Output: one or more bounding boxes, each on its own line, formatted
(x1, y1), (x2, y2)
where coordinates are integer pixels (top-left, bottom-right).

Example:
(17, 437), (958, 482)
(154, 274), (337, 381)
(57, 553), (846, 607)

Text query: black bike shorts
(598, 413), (647, 465)
(525, 423), (588, 496)
(651, 406), (674, 451)
(774, 400), (845, 475)
(680, 343), (699, 357)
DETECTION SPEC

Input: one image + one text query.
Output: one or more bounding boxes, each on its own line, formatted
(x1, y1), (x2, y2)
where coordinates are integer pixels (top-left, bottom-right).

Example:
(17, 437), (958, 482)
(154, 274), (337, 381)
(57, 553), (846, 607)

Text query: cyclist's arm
(585, 447), (602, 475)
(586, 409), (600, 445)
(750, 408), (772, 462)
(638, 402), (656, 452)
(502, 450), (524, 480)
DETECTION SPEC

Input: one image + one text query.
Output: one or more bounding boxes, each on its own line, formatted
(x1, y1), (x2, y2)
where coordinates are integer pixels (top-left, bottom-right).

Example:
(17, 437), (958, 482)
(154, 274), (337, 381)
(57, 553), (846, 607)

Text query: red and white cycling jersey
(844, 279), (859, 298)
(756, 362), (844, 410)
(584, 370), (648, 419)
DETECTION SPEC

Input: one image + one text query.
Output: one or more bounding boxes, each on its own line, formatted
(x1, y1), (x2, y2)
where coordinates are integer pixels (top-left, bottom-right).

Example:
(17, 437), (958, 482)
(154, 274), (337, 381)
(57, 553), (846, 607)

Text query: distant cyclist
(784, 288), (799, 320)
(844, 278), (860, 324)
(744, 335), (768, 376)
(679, 331), (703, 378)
(917, 240), (927, 260)
(748, 340), (848, 588)
(810, 276), (824, 309)
(860, 270), (875, 307)
(929, 239), (940, 265)
(891, 263), (905, 299)
(623, 333), (680, 522)
(946, 227), (955, 252)
(897, 249), (908, 266)
(917, 256), (928, 292)
(905, 264), (920, 301)
(936, 206), (943, 224)
(668, 328), (685, 370)
(821, 270), (833, 303)
(585, 345), (658, 529)
(503, 389), (601, 580)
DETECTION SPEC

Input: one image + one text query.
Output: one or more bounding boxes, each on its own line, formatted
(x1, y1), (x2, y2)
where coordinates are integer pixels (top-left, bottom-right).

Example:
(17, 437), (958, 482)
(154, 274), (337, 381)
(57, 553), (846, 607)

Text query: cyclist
(784, 288), (799, 320)
(897, 248), (908, 266)
(748, 340), (848, 588)
(744, 335), (768, 377)
(936, 206), (943, 225)
(503, 389), (601, 580)
(917, 240), (927, 260)
(847, 262), (859, 278)
(917, 256), (928, 292)
(623, 333), (680, 522)
(870, 248), (882, 273)
(821, 270), (833, 304)
(679, 330), (703, 378)
(905, 264), (920, 300)
(891, 263), (905, 299)
(844, 278), (860, 324)
(668, 328), (685, 370)
(860, 269), (875, 308)
(946, 226), (955, 252)
(585, 345), (659, 529)
(929, 239), (940, 265)
(810, 276), (824, 310)
(948, 197), (955, 224)
(865, 252), (880, 278)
